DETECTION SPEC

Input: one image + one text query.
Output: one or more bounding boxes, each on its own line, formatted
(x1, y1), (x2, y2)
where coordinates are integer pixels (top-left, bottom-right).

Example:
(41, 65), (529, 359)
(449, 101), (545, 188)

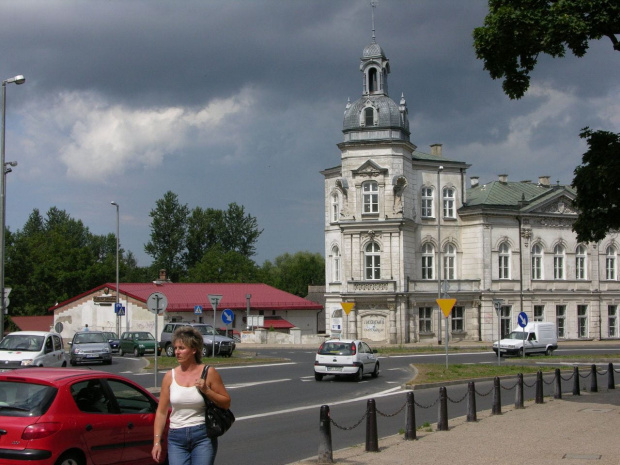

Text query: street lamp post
(111, 202), (120, 335)
(0, 75), (25, 339)
(437, 165), (443, 345)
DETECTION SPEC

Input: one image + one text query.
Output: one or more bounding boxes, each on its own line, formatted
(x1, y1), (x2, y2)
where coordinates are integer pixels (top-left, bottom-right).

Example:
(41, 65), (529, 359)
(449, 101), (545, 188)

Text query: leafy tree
(221, 203), (263, 257)
(185, 207), (225, 269)
(144, 191), (189, 282)
(186, 245), (260, 283)
(260, 252), (324, 297)
(571, 128), (620, 242)
(473, 0), (620, 99)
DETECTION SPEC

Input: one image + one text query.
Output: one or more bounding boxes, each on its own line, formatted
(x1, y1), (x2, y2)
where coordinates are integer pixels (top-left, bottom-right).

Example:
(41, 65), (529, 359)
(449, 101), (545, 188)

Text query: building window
(531, 244), (543, 280)
(444, 243), (456, 280)
(331, 193), (340, 222)
(419, 307), (432, 333)
(442, 187), (455, 218)
(365, 242), (381, 280)
(332, 246), (341, 282)
(534, 305), (544, 322)
(575, 245), (587, 280)
(421, 187), (434, 218)
(608, 305), (617, 338)
(368, 68), (378, 93)
(363, 181), (379, 214)
(500, 306), (511, 338)
(364, 107), (374, 126)
(553, 244), (565, 280)
(451, 306), (464, 332)
(556, 305), (566, 338)
(606, 246), (617, 280)
(498, 242), (510, 279)
(422, 243), (434, 280)
(577, 305), (588, 338)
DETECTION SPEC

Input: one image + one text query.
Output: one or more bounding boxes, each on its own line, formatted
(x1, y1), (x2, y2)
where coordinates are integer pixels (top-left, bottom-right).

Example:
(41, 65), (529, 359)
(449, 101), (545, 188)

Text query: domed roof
(343, 94), (408, 133)
(362, 41), (385, 59)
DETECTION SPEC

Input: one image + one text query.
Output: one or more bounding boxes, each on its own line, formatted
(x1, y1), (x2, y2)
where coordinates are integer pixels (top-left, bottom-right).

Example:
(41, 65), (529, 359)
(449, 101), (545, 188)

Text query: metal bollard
(554, 368), (562, 399)
(437, 386), (448, 431)
(365, 399), (378, 452)
(572, 366), (580, 396)
(608, 363), (616, 390)
(590, 364), (598, 392)
(318, 405), (333, 464)
(535, 371), (544, 404)
(492, 377), (501, 415)
(404, 391), (417, 440)
(466, 381), (477, 422)
(515, 373), (524, 409)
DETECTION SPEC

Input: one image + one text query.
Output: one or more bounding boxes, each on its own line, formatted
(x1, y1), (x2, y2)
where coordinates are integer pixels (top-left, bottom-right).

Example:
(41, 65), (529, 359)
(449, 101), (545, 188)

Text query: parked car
(0, 367), (167, 464)
(216, 327), (241, 342)
(160, 322), (235, 357)
(69, 331), (112, 366)
(0, 331), (67, 370)
(314, 339), (380, 381)
(492, 322), (559, 356)
(103, 331), (120, 353)
(118, 331), (161, 357)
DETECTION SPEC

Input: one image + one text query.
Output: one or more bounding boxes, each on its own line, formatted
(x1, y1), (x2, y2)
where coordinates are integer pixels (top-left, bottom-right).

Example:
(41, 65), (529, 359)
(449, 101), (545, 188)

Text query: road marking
(389, 351), (494, 358)
(227, 378), (291, 389)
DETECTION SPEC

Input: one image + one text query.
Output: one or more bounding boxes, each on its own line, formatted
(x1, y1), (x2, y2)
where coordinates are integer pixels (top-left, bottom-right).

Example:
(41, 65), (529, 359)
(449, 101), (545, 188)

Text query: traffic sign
(118, 306), (125, 316)
(517, 311), (528, 328)
(340, 302), (355, 315)
(146, 292), (168, 315)
(437, 298), (457, 317)
(208, 294), (222, 311)
(222, 309), (234, 325)
(194, 305), (203, 315)
(493, 299), (504, 315)
(115, 303), (123, 314)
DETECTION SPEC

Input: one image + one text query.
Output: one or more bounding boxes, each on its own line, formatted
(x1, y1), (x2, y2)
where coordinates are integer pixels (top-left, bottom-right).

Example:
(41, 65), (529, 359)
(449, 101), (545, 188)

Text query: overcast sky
(1, 0), (618, 268)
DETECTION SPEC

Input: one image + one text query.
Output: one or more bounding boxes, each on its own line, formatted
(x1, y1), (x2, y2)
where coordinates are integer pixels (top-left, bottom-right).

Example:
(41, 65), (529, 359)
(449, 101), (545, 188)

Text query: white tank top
(169, 367), (206, 430)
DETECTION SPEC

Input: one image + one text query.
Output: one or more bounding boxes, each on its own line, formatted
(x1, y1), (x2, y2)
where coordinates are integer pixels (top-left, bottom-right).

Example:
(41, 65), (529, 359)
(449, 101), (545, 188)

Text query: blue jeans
(167, 423), (218, 465)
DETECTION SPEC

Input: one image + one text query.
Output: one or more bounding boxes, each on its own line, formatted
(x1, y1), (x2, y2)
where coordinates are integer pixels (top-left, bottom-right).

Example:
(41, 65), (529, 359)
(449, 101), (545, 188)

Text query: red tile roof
(261, 318), (295, 329)
(11, 316), (54, 332)
(50, 282), (323, 313)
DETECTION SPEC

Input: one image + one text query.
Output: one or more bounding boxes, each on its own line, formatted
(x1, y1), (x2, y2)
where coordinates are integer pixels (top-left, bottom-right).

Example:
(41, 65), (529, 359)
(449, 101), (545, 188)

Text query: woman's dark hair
(171, 326), (203, 363)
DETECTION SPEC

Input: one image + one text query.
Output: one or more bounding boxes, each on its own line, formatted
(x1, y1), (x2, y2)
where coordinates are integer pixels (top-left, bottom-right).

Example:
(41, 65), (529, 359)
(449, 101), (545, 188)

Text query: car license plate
(326, 366), (343, 372)
(86, 355), (98, 358)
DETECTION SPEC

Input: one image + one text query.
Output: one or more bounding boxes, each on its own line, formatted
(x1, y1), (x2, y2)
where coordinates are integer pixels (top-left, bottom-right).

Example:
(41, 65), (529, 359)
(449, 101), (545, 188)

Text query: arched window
(365, 242), (381, 280)
(499, 242), (510, 279)
(363, 181), (379, 213)
(444, 243), (456, 280)
(421, 187), (434, 218)
(531, 244), (543, 280)
(443, 187), (455, 218)
(369, 68), (378, 93)
(364, 107), (374, 126)
(422, 243), (434, 280)
(553, 244), (565, 280)
(331, 193), (340, 222)
(606, 246), (617, 280)
(576, 245), (587, 280)
(332, 246), (341, 282)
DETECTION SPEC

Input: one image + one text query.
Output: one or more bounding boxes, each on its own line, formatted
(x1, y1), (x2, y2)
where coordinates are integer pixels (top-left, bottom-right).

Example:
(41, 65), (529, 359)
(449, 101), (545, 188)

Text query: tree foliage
(473, 0), (620, 99)
(571, 128), (620, 242)
(259, 251), (325, 297)
(186, 245), (260, 283)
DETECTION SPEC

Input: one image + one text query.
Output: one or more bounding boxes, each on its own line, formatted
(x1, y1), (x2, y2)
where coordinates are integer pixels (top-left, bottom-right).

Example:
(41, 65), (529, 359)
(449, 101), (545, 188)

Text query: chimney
(470, 176), (479, 187)
(498, 174), (508, 183)
(159, 269), (167, 281)
(430, 143), (442, 157)
(538, 175), (550, 187)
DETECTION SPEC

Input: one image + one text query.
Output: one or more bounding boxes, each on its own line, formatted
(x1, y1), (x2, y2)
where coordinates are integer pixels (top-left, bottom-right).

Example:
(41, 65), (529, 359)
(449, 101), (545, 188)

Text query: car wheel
(165, 344), (174, 357)
(134, 348), (140, 357)
(354, 367), (363, 382)
(371, 361), (380, 378)
(202, 347), (209, 357)
(119, 348), (124, 356)
(61, 361), (67, 367)
(55, 450), (85, 465)
(518, 348), (524, 357)
(545, 347), (552, 356)
(105, 359), (112, 365)
(315, 372), (323, 381)
(70, 359), (76, 366)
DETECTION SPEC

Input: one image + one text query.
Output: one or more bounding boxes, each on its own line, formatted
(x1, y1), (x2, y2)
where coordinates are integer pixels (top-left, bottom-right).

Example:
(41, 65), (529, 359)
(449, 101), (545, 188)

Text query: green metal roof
(465, 180), (576, 210)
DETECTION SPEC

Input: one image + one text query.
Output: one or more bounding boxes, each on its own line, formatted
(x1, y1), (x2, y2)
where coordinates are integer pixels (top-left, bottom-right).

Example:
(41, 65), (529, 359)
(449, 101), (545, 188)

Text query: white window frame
(332, 246), (341, 282)
(575, 245), (587, 280)
(606, 246), (617, 280)
(442, 187), (455, 218)
(365, 242), (381, 280)
(577, 305), (588, 338)
(451, 306), (464, 332)
(331, 193), (340, 222)
(421, 187), (434, 218)
(556, 305), (566, 338)
(531, 244), (543, 280)
(363, 181), (379, 214)
(443, 243), (456, 280)
(422, 243), (434, 280)
(533, 305), (544, 322)
(419, 307), (432, 333)
(553, 244), (565, 280)
(498, 242), (510, 279)
(608, 305), (617, 338)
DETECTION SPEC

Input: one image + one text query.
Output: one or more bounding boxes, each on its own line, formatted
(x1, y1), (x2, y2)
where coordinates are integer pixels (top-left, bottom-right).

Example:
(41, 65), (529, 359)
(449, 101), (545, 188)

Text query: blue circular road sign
(517, 311), (528, 328)
(222, 308), (234, 325)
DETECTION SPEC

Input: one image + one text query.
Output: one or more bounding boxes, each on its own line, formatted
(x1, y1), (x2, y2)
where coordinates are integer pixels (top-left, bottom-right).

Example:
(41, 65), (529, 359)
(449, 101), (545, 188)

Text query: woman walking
(152, 326), (231, 465)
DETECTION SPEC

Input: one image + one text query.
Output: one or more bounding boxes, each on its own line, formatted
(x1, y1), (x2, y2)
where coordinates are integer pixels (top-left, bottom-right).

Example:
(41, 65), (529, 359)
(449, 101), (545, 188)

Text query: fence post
(318, 405), (333, 464)
(590, 364), (598, 393)
(466, 381), (477, 422)
(365, 399), (378, 452)
(572, 366), (580, 396)
(515, 373), (524, 409)
(608, 363), (616, 390)
(553, 368), (562, 399)
(437, 386), (448, 431)
(492, 377), (502, 415)
(535, 371), (544, 404)
(404, 391), (416, 440)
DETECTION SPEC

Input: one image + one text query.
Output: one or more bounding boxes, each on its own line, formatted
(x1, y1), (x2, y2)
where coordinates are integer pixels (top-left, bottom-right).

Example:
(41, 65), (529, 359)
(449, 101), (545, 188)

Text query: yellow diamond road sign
(437, 298), (457, 318)
(340, 302), (355, 315)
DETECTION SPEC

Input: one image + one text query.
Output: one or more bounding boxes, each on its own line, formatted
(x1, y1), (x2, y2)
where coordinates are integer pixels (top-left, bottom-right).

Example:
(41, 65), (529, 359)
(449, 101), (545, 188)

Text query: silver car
(69, 331), (112, 365)
(314, 339), (380, 381)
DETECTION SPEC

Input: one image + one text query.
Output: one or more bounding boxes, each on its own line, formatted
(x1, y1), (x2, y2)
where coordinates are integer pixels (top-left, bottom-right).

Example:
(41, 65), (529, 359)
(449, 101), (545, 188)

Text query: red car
(0, 367), (167, 465)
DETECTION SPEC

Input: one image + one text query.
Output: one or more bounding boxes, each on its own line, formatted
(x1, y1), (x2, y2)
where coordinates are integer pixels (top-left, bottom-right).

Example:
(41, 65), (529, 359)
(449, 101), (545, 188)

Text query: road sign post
(147, 292), (168, 387)
(437, 298), (456, 368)
(518, 311), (528, 359)
(493, 299), (504, 365)
(340, 302), (355, 339)
(208, 294), (222, 357)
(222, 309), (234, 338)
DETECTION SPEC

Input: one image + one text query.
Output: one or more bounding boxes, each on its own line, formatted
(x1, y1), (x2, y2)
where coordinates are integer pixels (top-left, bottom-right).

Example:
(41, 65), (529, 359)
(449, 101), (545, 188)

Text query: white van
(492, 322), (558, 356)
(0, 331), (67, 369)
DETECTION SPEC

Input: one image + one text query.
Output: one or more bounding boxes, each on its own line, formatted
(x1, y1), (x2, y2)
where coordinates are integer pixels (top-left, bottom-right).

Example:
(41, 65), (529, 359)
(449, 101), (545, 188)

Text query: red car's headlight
(22, 422), (62, 440)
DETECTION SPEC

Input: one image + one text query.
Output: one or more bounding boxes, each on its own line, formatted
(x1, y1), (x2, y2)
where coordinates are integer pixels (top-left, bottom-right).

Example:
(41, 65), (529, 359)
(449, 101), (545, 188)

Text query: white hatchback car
(0, 331), (67, 370)
(314, 339), (379, 381)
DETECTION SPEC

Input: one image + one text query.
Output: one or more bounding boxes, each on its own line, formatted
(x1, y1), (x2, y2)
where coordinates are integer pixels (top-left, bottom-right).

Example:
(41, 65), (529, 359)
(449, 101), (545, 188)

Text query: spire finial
(371, 1), (377, 43)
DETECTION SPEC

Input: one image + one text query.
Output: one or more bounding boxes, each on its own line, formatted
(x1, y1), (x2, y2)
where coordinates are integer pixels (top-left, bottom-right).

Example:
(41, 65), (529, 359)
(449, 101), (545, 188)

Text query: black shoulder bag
(198, 365), (235, 438)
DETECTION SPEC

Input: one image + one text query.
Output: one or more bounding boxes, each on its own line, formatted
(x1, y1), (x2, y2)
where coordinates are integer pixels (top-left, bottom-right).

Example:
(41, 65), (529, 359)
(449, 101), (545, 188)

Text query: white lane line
(227, 378), (291, 389)
(389, 351), (494, 358)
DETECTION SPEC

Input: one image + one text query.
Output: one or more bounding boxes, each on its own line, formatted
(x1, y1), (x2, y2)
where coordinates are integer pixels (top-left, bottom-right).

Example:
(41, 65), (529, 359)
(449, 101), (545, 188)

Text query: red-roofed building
(50, 282), (323, 342)
(10, 316), (54, 332)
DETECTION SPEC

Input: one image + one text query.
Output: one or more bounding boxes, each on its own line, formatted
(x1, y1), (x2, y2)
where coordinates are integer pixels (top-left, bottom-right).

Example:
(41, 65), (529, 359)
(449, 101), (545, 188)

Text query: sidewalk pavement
(290, 386), (620, 465)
